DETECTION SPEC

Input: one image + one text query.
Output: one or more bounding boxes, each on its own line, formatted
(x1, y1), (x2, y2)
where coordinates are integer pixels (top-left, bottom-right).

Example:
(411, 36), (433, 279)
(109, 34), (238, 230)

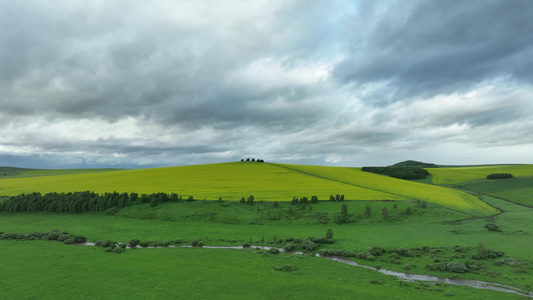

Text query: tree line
(0, 191), (194, 213)
(486, 173), (513, 180)
(361, 166), (429, 180)
(241, 158), (265, 162)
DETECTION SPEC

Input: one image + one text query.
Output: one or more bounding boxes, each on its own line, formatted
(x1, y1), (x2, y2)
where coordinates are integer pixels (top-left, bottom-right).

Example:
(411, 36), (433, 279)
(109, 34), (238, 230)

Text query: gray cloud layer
(1, 0), (532, 168)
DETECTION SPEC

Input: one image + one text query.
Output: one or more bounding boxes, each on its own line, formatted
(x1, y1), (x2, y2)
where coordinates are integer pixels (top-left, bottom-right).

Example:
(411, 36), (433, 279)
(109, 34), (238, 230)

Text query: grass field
(429, 165), (533, 185)
(450, 176), (533, 207)
(1, 162), (532, 298)
(0, 162), (497, 215)
(2, 240), (520, 299)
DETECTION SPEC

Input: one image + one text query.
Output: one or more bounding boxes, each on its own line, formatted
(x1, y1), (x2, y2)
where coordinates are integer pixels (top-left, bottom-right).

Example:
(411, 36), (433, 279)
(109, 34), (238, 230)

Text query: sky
(1, 0), (533, 169)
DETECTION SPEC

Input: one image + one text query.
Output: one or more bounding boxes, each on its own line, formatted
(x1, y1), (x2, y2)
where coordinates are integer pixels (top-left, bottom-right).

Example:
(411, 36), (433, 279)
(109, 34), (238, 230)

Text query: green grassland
(1, 162), (532, 299)
(0, 162), (496, 215)
(2, 241), (519, 300)
(429, 165), (533, 185)
(451, 176), (533, 207)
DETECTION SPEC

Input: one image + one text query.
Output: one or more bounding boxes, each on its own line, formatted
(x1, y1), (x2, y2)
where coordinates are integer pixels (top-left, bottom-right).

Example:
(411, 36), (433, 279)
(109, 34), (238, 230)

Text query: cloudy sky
(1, 0), (532, 169)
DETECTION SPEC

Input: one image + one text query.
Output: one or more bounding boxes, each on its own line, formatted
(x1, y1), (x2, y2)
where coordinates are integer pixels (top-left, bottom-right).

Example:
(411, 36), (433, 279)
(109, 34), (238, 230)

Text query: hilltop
(392, 160), (439, 168)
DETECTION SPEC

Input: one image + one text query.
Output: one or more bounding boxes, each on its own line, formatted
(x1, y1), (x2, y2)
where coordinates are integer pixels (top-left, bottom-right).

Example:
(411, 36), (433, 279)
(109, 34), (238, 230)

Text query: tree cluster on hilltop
(241, 158), (265, 162)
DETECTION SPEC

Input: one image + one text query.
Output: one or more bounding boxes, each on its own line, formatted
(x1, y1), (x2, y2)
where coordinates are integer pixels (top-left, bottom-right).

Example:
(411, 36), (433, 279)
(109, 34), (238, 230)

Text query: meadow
(429, 165), (533, 185)
(1, 162), (533, 299)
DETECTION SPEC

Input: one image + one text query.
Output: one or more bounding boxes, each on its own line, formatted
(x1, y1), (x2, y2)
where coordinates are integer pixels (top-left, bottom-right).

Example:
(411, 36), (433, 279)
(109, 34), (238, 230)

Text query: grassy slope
(0, 162), (496, 215)
(429, 165), (533, 207)
(275, 164), (495, 215)
(452, 177), (533, 207)
(429, 165), (533, 185)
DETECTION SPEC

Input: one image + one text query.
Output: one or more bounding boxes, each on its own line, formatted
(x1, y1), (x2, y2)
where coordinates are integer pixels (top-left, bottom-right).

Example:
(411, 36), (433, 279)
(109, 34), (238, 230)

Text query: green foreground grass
(2, 241), (520, 300)
(1, 197), (532, 295)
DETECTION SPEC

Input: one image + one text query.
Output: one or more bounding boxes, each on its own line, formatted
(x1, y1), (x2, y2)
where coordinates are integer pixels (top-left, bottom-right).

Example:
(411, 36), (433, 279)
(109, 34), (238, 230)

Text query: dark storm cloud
(1, 0), (532, 169)
(0, 0), (338, 126)
(335, 0), (533, 104)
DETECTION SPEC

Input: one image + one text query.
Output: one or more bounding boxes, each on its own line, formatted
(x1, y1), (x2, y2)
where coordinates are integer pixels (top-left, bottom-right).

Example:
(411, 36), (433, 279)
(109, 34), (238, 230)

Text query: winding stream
(82, 242), (533, 297)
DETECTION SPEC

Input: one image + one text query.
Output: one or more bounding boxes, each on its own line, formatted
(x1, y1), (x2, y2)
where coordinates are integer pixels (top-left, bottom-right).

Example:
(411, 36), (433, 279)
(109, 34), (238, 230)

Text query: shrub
(356, 252), (376, 261)
(128, 239), (140, 248)
(113, 247), (125, 253)
(340, 250), (355, 257)
(269, 248), (280, 254)
(57, 234), (70, 242)
(154, 241), (170, 247)
(446, 262), (468, 273)
(242, 242), (251, 248)
(426, 263), (446, 272)
(367, 246), (386, 256)
(487, 250), (504, 258)
(389, 253), (401, 260)
(453, 246), (466, 253)
(494, 259), (506, 267)
(101, 240), (115, 248)
(485, 223), (501, 232)
(45, 232), (61, 240)
(139, 241), (152, 247)
(1, 233), (25, 240)
(465, 260), (483, 271)
(105, 247), (113, 252)
(301, 240), (317, 251)
(283, 242), (297, 252)
(94, 240), (103, 246)
(173, 239), (183, 244)
(72, 235), (87, 243)
(326, 229), (333, 239)
(63, 238), (75, 245)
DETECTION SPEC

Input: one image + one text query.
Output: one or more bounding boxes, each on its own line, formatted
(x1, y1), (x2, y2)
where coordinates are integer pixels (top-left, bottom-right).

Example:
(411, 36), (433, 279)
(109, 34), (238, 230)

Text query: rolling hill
(0, 162), (497, 216)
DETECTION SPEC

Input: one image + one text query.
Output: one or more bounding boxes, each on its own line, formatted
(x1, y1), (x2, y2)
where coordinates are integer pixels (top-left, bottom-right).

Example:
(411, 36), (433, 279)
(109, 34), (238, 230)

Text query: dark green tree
(382, 207), (389, 219)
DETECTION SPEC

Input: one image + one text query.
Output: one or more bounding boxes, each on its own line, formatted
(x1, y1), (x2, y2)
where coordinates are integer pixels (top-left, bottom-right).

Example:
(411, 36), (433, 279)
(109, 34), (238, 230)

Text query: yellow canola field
(274, 164), (496, 215)
(0, 162), (497, 215)
(0, 162), (397, 201)
(429, 165), (533, 185)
